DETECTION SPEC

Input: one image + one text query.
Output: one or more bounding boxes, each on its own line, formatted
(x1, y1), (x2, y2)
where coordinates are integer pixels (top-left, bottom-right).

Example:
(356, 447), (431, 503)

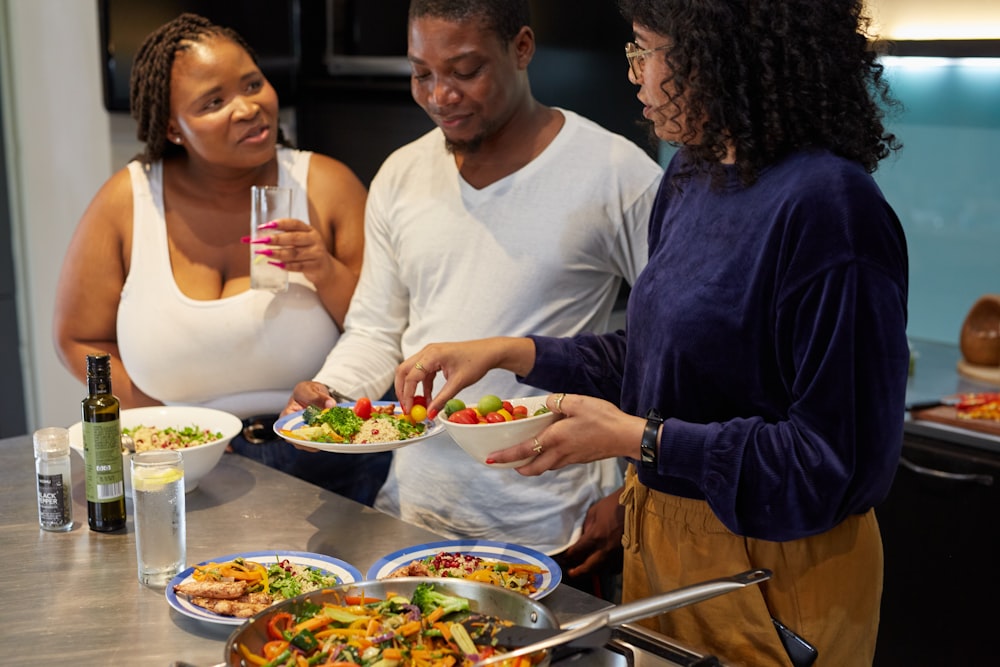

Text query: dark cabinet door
(874, 435), (1000, 665)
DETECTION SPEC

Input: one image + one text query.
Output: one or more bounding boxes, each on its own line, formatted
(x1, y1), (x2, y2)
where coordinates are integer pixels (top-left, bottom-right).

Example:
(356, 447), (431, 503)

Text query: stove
(562, 624), (722, 667)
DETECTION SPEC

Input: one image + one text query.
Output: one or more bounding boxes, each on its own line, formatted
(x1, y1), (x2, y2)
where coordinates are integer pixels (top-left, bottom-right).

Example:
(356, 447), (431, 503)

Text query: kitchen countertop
(905, 338), (1000, 454)
(0, 437), (613, 666)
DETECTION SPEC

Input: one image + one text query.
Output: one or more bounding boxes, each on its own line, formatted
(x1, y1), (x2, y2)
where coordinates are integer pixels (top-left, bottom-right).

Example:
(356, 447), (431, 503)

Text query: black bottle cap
(86, 353), (111, 377)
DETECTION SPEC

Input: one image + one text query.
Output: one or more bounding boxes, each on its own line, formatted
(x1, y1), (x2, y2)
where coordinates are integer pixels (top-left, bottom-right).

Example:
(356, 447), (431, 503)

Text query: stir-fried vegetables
(237, 582), (542, 667)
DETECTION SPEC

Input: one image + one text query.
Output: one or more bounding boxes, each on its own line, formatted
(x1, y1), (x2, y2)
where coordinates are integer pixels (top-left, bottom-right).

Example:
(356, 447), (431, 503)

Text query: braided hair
(130, 12), (284, 163)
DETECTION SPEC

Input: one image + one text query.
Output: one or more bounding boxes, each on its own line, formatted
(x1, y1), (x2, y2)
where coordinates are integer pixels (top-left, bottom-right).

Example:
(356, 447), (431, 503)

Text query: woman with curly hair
(395, 0), (908, 663)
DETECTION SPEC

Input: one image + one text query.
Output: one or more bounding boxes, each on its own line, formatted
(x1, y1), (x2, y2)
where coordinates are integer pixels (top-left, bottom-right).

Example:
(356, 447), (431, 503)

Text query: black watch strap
(641, 408), (662, 467)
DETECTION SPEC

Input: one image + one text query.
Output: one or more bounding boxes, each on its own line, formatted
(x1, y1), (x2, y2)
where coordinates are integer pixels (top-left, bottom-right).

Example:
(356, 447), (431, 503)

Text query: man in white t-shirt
(286, 0), (661, 583)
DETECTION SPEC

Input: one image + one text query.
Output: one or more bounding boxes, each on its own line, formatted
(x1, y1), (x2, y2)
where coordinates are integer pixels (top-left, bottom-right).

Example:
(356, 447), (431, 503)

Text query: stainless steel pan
(224, 570), (771, 666)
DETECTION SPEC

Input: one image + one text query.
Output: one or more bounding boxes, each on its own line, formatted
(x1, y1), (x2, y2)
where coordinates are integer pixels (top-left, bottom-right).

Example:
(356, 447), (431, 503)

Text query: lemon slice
(132, 468), (183, 492)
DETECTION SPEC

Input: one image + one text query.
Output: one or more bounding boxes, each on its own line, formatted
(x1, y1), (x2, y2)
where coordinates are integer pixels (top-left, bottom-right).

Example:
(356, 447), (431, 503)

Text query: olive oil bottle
(82, 353), (126, 531)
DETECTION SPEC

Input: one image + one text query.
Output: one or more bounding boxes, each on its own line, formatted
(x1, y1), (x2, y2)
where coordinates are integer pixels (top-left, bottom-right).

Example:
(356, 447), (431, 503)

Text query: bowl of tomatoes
(438, 394), (556, 467)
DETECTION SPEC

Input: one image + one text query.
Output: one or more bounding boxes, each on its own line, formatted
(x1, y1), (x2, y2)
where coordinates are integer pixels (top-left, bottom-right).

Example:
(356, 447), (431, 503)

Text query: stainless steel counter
(0, 436), (614, 666)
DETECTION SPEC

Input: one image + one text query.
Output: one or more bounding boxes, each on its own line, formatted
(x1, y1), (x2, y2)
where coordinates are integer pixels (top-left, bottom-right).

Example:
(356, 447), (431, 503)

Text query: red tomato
(512, 405), (529, 419)
(502, 401), (514, 413)
(353, 397), (373, 420)
(449, 408), (480, 424)
(485, 412), (506, 423)
(412, 395), (427, 407)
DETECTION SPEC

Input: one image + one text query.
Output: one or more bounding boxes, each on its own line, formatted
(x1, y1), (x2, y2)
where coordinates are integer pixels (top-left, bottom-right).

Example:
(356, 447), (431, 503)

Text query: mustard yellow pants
(621, 465), (882, 666)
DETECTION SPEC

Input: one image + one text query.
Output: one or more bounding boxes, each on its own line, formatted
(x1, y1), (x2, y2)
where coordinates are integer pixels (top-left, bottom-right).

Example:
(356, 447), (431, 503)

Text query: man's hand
(560, 489), (625, 579)
(282, 381), (336, 415)
(282, 381), (336, 452)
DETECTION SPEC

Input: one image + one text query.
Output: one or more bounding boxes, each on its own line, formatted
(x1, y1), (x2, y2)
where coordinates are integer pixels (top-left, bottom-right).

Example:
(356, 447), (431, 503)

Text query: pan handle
(562, 568), (772, 630)
(471, 613), (610, 667)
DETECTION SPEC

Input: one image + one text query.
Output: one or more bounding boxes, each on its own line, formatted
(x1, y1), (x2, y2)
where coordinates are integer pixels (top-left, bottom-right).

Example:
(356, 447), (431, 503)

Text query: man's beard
(442, 116), (499, 155)
(445, 134), (484, 155)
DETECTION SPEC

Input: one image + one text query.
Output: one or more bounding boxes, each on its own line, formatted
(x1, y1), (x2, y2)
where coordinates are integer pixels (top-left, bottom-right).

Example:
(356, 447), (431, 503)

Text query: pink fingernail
(259, 221), (279, 230)
(251, 236), (272, 244)
(240, 235), (252, 243)
(485, 458), (496, 465)
(254, 248), (274, 257)
(268, 260), (286, 268)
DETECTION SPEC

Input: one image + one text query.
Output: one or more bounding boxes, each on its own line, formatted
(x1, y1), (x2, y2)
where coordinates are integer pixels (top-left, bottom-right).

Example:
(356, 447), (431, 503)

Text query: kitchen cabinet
(874, 434), (999, 665)
(874, 340), (1000, 665)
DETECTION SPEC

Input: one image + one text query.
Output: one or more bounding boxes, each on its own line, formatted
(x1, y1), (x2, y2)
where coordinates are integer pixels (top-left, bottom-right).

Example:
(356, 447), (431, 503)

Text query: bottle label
(83, 420), (125, 502)
(37, 472), (71, 527)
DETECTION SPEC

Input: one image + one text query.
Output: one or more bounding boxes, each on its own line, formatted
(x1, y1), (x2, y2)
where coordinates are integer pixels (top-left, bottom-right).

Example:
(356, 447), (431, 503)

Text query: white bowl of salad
(68, 405), (243, 494)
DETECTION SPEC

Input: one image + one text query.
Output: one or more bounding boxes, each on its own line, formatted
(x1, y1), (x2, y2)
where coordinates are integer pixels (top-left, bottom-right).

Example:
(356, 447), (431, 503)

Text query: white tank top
(117, 148), (340, 418)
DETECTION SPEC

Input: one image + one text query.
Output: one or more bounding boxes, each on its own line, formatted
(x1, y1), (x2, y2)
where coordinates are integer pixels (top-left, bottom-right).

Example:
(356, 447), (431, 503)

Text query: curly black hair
(618, 0), (901, 185)
(130, 12), (286, 163)
(409, 0), (530, 46)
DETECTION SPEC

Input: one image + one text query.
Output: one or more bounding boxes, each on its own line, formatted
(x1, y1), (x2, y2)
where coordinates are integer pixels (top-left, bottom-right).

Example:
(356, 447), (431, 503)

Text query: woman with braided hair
(54, 14), (386, 503)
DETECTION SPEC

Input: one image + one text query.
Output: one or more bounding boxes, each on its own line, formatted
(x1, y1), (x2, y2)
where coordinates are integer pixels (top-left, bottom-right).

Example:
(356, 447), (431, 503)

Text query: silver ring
(414, 362), (426, 372)
(553, 392), (566, 414)
(532, 437), (543, 455)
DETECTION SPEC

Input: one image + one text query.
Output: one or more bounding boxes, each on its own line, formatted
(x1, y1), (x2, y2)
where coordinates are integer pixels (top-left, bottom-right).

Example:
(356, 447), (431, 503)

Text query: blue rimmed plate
(274, 401), (444, 453)
(366, 539), (561, 599)
(166, 550), (363, 626)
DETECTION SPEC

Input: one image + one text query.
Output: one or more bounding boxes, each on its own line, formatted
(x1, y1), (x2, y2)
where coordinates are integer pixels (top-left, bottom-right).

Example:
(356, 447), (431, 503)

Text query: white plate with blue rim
(166, 550), (363, 626)
(366, 539), (561, 600)
(273, 401), (445, 453)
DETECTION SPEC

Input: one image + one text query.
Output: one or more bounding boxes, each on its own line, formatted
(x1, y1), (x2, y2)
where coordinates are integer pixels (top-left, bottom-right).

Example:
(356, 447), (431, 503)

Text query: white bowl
(439, 395), (557, 467)
(68, 406), (242, 494)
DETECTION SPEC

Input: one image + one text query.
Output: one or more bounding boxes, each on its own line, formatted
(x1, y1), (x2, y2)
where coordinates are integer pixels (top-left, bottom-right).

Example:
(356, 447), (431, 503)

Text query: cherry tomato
(502, 400), (514, 413)
(512, 405), (529, 419)
(353, 397), (373, 420)
(412, 395), (427, 407)
(449, 408), (480, 424)
(410, 404), (428, 423)
(495, 408), (513, 421)
(485, 412), (506, 423)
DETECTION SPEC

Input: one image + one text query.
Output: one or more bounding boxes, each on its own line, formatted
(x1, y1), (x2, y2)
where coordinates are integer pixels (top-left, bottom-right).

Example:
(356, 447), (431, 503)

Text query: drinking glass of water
(250, 185), (291, 292)
(131, 450), (186, 588)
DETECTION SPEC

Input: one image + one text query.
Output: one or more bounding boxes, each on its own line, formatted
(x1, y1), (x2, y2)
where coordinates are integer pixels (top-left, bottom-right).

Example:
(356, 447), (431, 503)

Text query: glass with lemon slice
(131, 450), (185, 587)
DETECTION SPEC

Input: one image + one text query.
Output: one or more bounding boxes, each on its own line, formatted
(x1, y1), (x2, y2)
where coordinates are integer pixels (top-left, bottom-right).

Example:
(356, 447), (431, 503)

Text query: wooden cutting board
(911, 405), (1000, 438)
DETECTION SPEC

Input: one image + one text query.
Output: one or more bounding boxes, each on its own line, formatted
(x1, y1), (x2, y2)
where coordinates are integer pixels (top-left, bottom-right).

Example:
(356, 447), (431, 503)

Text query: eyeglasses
(625, 41), (670, 79)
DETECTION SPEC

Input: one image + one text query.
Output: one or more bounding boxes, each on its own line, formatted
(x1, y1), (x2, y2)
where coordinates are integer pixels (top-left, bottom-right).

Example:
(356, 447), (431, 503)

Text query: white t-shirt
(315, 110), (662, 553)
(117, 148), (340, 418)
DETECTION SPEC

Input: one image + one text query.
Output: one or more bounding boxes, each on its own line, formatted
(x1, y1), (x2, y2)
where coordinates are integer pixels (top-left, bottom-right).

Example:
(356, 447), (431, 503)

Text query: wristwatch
(641, 408), (662, 468)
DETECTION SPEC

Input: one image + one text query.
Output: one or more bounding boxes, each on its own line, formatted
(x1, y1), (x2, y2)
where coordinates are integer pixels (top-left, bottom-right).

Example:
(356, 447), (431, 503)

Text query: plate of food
(274, 399), (445, 453)
(166, 550), (363, 625)
(366, 539), (561, 599)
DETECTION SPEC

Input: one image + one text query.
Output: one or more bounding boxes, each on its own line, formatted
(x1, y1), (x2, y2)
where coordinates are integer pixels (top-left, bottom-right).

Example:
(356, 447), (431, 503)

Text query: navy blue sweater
(527, 150), (909, 541)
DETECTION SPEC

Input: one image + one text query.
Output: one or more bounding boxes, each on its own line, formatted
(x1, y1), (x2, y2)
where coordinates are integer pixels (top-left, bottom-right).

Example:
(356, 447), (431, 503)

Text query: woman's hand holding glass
(246, 217), (337, 287)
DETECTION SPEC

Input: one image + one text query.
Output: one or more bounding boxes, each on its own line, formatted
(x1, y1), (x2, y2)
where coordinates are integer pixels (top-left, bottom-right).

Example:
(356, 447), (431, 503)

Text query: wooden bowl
(960, 295), (1000, 367)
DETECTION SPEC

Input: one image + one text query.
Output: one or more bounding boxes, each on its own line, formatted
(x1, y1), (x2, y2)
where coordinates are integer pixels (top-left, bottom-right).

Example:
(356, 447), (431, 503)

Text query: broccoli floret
(314, 406), (364, 439)
(302, 405), (324, 425)
(410, 582), (470, 618)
